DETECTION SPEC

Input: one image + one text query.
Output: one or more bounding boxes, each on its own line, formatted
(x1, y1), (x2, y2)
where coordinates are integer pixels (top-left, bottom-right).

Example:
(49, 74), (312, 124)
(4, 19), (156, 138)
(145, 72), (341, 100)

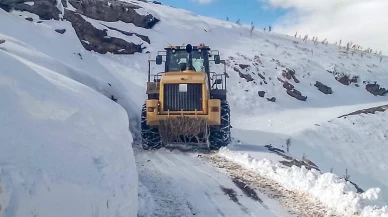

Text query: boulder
(337, 75), (351, 85)
(314, 81), (333, 94)
(282, 81), (294, 90)
(282, 68), (300, 83)
(258, 91), (265, 97)
(366, 83), (388, 96)
(238, 64), (250, 70)
(287, 89), (307, 101)
(234, 66), (253, 82)
(55, 29), (66, 34)
(239, 72), (254, 82)
(327, 68), (358, 86)
(266, 97), (276, 102)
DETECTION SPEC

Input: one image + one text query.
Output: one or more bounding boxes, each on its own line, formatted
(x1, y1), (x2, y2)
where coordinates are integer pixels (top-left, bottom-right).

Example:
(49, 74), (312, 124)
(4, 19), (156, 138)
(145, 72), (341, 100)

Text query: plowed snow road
(134, 146), (296, 217)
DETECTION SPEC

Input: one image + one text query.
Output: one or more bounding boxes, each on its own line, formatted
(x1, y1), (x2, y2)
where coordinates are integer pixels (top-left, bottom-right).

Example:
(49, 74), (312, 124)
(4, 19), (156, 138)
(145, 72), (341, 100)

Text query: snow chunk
(24, 1), (34, 6)
(218, 148), (388, 217)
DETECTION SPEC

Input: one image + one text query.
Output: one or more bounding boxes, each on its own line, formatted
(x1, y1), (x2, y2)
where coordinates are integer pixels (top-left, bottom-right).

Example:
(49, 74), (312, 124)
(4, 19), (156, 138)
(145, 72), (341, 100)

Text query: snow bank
(218, 148), (388, 217)
(0, 46), (138, 216)
(295, 109), (388, 199)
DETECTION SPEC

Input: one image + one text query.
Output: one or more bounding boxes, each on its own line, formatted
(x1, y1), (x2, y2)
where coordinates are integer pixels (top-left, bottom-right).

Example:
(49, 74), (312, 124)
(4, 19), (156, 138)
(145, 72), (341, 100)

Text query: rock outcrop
(365, 83), (388, 96)
(286, 89), (307, 101)
(100, 24), (150, 44)
(282, 68), (300, 83)
(314, 81), (333, 94)
(278, 77), (307, 101)
(336, 74), (358, 85)
(1, 0), (156, 54)
(238, 64), (250, 70)
(68, 0), (160, 29)
(64, 10), (144, 54)
(55, 29), (66, 34)
(338, 104), (388, 118)
(0, 0), (61, 20)
(326, 66), (358, 86)
(266, 97), (276, 102)
(233, 66), (254, 82)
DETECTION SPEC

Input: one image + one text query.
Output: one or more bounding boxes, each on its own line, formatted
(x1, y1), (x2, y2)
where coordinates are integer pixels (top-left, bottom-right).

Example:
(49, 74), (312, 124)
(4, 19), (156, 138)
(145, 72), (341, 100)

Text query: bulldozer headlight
(147, 107), (155, 112)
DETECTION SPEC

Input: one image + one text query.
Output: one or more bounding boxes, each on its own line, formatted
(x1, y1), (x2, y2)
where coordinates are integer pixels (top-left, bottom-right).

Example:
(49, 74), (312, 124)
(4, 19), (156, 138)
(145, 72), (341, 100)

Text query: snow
(81, 15), (149, 46)
(24, 1), (34, 6)
(134, 147), (294, 217)
(0, 10), (138, 217)
(1, 0), (388, 216)
(218, 148), (388, 217)
(296, 110), (388, 198)
(64, 0), (77, 12)
(123, 2), (388, 216)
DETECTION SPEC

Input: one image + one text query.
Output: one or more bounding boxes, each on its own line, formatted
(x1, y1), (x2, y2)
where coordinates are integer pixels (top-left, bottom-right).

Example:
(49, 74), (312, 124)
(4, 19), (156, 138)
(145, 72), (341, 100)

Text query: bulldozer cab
(149, 44), (225, 97)
(167, 48), (206, 72)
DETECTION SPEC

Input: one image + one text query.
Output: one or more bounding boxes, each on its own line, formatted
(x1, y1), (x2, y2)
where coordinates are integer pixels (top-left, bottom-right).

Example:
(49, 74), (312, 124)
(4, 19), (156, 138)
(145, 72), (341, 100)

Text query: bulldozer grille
(163, 83), (202, 111)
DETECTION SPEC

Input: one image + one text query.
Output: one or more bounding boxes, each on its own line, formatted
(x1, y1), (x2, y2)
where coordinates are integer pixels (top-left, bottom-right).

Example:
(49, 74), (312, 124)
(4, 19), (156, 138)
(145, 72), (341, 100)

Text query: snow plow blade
(159, 116), (210, 150)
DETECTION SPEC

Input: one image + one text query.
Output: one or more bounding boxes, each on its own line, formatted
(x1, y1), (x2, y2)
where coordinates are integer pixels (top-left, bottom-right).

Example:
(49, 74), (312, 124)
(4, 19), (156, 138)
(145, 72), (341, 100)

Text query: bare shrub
(286, 138), (291, 152)
(343, 169), (351, 181)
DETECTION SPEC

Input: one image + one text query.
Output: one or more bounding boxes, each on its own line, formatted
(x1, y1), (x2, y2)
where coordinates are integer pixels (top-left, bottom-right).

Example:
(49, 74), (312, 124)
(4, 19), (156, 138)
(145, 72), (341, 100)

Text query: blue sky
(157, 0), (286, 28)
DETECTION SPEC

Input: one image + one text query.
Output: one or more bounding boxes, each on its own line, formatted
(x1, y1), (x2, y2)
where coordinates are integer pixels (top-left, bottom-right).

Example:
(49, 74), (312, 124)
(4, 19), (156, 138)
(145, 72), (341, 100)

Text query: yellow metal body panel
(159, 70), (210, 115)
(146, 69), (220, 127)
(146, 99), (221, 126)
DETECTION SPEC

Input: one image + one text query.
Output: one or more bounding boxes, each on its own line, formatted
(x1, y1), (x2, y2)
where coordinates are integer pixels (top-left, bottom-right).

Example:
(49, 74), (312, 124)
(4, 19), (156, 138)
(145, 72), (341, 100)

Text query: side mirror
(214, 55), (221, 64)
(156, 55), (162, 65)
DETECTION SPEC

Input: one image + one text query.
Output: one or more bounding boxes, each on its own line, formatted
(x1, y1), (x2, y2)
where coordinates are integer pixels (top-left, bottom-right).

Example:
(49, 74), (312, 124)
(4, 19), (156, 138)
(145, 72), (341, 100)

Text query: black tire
(209, 100), (231, 150)
(141, 102), (163, 150)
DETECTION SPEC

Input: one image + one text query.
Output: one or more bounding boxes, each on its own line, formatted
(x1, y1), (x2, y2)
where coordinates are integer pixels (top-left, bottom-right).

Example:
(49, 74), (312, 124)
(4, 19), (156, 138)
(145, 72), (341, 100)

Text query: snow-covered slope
(115, 0), (388, 204)
(0, 10), (138, 217)
(1, 0), (388, 216)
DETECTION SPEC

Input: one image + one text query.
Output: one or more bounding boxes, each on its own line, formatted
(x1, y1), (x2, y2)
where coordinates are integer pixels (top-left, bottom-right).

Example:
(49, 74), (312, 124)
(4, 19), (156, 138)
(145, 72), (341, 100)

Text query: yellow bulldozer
(141, 43), (231, 150)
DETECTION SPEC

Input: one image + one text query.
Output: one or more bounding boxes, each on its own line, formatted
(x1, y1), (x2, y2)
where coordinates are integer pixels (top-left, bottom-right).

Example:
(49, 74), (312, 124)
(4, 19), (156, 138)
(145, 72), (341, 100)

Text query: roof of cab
(164, 44), (210, 50)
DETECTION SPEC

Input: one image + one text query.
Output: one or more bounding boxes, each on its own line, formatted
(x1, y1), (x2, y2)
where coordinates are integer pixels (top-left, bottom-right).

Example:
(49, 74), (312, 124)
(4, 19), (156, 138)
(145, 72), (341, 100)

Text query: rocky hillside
(0, 0), (159, 54)
(1, 0), (386, 112)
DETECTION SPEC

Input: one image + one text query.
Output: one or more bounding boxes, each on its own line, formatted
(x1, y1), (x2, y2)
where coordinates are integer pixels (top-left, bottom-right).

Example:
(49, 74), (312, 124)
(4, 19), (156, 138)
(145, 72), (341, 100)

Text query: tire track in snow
(170, 152), (261, 217)
(136, 149), (193, 217)
(136, 147), (295, 217)
(166, 152), (232, 217)
(140, 149), (232, 217)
